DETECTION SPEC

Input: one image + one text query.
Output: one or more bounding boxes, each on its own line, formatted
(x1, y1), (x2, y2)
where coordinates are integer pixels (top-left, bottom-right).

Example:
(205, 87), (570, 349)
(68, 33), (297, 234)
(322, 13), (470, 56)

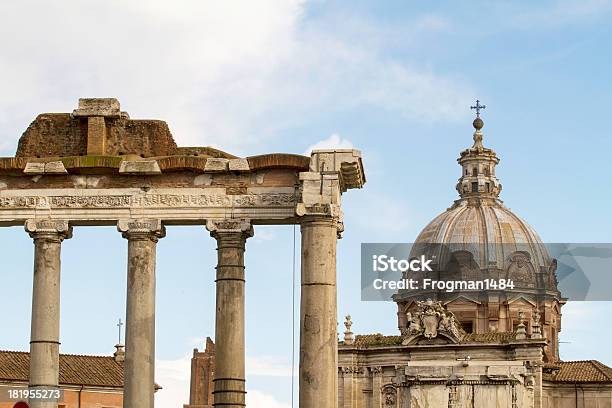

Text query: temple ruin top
(1, 98), (364, 188)
(0, 98), (365, 228)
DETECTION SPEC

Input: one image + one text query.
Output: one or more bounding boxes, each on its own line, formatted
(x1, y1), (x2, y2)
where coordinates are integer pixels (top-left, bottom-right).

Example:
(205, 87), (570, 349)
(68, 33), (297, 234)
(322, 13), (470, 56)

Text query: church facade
(337, 113), (612, 407)
(185, 112), (612, 407)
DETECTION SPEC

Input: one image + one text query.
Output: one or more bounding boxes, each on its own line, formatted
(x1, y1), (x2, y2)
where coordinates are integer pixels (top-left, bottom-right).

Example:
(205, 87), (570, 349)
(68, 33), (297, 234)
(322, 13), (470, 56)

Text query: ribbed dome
(408, 112), (556, 287)
(413, 197), (552, 270)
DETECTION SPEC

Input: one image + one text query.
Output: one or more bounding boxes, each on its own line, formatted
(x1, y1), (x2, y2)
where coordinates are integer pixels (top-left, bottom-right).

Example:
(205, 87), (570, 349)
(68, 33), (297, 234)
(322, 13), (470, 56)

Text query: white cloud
(155, 356), (191, 407)
(248, 390), (291, 408)
(154, 353), (294, 407)
(247, 355), (294, 377)
(0, 1), (472, 157)
(304, 133), (354, 155)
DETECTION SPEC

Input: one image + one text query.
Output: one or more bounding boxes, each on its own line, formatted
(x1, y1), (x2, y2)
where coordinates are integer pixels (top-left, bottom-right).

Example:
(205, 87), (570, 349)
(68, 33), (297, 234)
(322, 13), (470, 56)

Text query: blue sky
(1, 1), (612, 406)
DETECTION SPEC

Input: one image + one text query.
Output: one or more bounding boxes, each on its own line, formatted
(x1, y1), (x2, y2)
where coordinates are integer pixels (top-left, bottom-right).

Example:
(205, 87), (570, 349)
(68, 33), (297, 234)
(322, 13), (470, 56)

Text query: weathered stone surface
(23, 162), (46, 174)
(119, 160), (162, 175)
(228, 158), (250, 171)
(204, 158), (229, 172)
(119, 219), (165, 408)
(16, 114), (177, 158)
(309, 149), (365, 191)
(25, 219), (72, 408)
(299, 216), (338, 408)
(23, 161), (68, 174)
(44, 161), (68, 174)
(206, 219), (252, 408)
(3, 100), (370, 408)
(72, 98), (125, 118)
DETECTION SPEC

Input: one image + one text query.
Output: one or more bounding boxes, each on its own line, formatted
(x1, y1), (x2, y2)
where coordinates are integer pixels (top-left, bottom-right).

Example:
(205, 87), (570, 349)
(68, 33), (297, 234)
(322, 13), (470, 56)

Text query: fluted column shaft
(25, 219), (72, 408)
(118, 219), (165, 408)
(299, 215), (339, 408)
(206, 219), (253, 408)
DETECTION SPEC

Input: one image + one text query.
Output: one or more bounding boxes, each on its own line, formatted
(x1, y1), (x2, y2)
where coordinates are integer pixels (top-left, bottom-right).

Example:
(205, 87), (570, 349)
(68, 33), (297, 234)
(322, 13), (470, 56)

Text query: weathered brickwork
(16, 114), (177, 158)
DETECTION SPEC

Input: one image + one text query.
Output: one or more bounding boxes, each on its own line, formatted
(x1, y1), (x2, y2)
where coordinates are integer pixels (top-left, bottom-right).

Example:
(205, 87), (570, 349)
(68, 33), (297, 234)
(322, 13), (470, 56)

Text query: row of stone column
(25, 215), (339, 408)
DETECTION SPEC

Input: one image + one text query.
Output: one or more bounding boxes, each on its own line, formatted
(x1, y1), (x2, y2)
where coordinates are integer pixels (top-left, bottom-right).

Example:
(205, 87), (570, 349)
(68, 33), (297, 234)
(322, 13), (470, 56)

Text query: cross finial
(117, 318), (124, 345)
(470, 99), (486, 118)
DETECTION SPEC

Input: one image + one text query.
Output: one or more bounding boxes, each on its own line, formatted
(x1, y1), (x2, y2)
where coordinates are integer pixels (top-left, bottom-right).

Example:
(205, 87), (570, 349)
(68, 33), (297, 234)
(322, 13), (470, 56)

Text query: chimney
(114, 344), (125, 362)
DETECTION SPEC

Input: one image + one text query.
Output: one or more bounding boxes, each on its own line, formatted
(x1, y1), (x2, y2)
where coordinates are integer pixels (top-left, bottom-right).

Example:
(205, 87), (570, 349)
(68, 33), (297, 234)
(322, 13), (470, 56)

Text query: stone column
(118, 219), (166, 408)
(25, 219), (72, 408)
(206, 219), (253, 408)
(298, 207), (340, 408)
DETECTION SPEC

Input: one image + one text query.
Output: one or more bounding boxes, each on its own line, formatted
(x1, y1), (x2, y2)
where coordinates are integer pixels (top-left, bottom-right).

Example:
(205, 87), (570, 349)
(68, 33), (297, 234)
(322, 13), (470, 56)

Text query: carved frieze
(340, 366), (364, 375)
(0, 192), (298, 209)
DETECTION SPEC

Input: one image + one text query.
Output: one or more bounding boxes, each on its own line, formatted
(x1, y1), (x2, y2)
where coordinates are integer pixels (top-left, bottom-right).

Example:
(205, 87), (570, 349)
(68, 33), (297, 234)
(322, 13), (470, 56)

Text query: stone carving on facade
(370, 366), (382, 375)
(402, 299), (465, 345)
(515, 311), (528, 340)
(531, 308), (543, 339)
(0, 192), (299, 209)
(506, 252), (536, 288)
(343, 315), (355, 345)
(117, 219), (166, 241)
(25, 219), (73, 241)
(340, 366), (364, 375)
(382, 385), (397, 407)
(448, 385), (458, 408)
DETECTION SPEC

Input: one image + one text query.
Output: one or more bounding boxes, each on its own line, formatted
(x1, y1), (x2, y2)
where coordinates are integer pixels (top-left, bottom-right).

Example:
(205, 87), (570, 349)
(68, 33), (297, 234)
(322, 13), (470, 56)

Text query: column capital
(206, 219), (253, 241)
(118, 219), (166, 242)
(25, 219), (72, 241)
(296, 203), (344, 238)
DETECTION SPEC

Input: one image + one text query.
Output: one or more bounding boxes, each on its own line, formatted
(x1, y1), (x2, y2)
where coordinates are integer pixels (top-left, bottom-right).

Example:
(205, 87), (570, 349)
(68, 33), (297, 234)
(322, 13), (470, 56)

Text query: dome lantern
(456, 102), (502, 198)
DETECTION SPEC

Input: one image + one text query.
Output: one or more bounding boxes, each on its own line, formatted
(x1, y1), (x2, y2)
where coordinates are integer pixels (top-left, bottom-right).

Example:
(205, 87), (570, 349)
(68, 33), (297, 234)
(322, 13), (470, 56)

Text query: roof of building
(340, 331), (520, 348)
(0, 350), (124, 388)
(543, 360), (612, 383)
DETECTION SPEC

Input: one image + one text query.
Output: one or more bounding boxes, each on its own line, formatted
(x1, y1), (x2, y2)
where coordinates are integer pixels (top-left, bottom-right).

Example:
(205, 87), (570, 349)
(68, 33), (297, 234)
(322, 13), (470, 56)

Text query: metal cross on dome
(470, 99), (486, 118)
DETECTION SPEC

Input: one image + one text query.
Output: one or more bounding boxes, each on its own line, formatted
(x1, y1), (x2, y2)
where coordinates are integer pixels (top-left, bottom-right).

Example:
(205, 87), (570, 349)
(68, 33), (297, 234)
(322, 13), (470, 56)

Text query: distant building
(0, 345), (159, 408)
(184, 338), (215, 408)
(337, 113), (612, 407)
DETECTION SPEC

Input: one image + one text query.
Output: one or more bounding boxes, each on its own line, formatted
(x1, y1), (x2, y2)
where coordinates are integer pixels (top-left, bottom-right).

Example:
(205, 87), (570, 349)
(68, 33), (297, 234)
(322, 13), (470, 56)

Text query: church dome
(410, 110), (554, 275)
(398, 103), (562, 362)
(414, 198), (552, 271)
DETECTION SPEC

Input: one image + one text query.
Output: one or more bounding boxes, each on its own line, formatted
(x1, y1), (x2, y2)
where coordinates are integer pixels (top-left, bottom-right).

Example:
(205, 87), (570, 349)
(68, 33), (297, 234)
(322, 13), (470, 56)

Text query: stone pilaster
(25, 219), (72, 408)
(206, 219), (253, 408)
(297, 204), (341, 408)
(118, 219), (165, 408)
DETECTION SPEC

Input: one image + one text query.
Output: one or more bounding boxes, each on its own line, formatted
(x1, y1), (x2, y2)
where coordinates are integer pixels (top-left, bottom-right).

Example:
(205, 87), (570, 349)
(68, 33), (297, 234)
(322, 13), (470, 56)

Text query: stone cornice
(0, 153), (310, 175)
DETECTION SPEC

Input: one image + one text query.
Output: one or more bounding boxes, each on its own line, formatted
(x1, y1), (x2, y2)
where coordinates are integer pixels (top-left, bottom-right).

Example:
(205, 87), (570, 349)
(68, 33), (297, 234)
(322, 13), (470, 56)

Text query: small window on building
(461, 321), (473, 333)
(472, 167), (478, 177)
(484, 167), (490, 176)
(485, 182), (490, 192)
(471, 182), (478, 192)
